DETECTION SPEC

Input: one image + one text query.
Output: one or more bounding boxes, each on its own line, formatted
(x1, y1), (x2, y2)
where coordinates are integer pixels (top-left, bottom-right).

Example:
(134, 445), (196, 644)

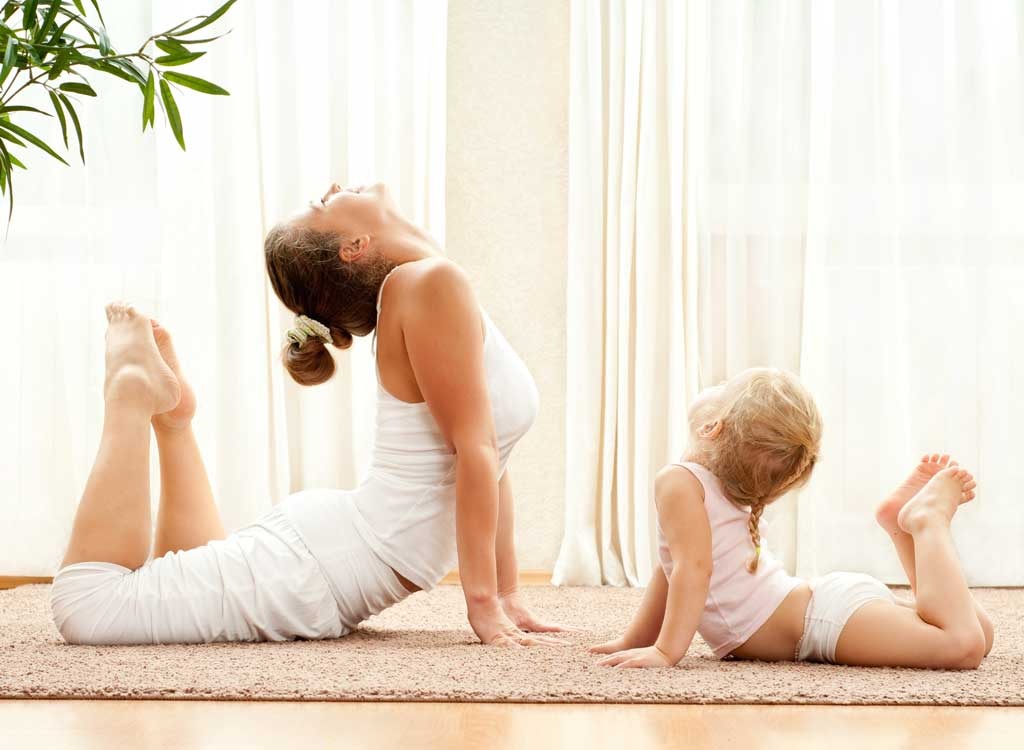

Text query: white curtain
(0, 0), (447, 576)
(556, 0), (1024, 587)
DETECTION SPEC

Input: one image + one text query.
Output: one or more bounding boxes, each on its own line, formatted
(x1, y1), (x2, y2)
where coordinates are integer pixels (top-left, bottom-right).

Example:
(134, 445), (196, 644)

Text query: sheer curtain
(556, 0), (1024, 586)
(0, 0), (447, 576)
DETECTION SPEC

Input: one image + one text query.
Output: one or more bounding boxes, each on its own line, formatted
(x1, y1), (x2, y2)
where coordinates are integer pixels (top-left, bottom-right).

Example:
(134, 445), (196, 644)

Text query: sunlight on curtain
(557, 0), (1024, 586)
(0, 0), (447, 575)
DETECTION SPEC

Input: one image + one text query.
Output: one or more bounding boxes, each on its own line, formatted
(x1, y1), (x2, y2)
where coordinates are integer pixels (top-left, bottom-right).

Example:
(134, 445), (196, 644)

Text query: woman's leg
(150, 321), (226, 556)
(836, 467), (987, 669)
(60, 304), (181, 570)
(875, 454), (993, 654)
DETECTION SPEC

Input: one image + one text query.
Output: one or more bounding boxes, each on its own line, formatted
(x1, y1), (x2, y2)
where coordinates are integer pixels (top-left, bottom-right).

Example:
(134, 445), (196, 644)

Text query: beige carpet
(2, 584), (1021, 704)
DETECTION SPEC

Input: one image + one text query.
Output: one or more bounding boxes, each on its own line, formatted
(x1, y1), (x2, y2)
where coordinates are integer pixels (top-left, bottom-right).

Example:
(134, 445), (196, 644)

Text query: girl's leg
(875, 454), (993, 654)
(836, 467), (987, 669)
(149, 322), (226, 556)
(60, 304), (181, 570)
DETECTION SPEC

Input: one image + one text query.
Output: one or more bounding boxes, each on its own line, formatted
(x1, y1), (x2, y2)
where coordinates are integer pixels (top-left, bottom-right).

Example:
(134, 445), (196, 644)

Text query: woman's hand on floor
(594, 645), (676, 669)
(469, 597), (566, 647)
(499, 591), (584, 633)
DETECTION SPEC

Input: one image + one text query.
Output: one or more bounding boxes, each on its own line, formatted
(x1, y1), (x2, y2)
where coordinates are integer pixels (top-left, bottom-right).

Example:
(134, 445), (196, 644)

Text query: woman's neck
(379, 221), (444, 264)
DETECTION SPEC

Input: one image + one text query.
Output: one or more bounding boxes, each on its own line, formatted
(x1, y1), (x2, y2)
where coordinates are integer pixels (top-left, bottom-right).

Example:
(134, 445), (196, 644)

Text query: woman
(51, 181), (564, 647)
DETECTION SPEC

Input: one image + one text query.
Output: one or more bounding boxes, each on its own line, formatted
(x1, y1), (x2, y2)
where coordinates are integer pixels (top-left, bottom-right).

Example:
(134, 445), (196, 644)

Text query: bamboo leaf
(0, 129), (25, 147)
(36, 0), (60, 42)
(155, 38), (189, 56)
(0, 105), (50, 116)
(0, 36), (16, 87)
(172, 32), (228, 46)
(72, 0), (85, 14)
(142, 69), (154, 131)
(173, 0), (236, 37)
(57, 92), (83, 162)
(8, 151), (25, 168)
(159, 78), (185, 149)
(48, 90), (68, 148)
(155, 51), (205, 66)
(23, 0), (38, 30)
(89, 0), (104, 25)
(162, 71), (228, 96)
(0, 119), (68, 165)
(59, 81), (96, 96)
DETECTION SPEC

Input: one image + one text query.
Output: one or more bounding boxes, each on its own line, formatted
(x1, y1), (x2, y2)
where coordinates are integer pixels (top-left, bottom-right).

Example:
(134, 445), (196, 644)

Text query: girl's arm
(590, 565), (669, 653)
(596, 466), (712, 668)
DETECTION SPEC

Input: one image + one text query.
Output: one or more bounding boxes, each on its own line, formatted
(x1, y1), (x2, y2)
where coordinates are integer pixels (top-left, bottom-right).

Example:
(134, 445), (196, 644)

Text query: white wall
(446, 0), (570, 569)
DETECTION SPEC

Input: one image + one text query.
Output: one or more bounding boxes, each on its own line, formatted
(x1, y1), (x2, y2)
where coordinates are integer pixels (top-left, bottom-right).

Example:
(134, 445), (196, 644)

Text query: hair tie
(287, 314), (332, 346)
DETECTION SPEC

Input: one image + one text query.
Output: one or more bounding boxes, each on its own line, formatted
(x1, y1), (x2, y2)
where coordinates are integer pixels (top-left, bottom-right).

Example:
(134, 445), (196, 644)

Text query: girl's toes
(930, 453), (941, 464)
(938, 454), (950, 466)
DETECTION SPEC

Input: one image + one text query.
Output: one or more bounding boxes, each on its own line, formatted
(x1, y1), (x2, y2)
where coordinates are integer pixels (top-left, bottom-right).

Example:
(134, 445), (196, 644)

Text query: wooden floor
(1, 701), (1022, 749)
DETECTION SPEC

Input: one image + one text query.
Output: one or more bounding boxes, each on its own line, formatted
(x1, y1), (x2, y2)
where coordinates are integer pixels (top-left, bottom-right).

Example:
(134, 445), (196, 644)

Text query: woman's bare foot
(150, 320), (197, 431)
(876, 454), (955, 534)
(103, 303), (181, 415)
(897, 466), (977, 535)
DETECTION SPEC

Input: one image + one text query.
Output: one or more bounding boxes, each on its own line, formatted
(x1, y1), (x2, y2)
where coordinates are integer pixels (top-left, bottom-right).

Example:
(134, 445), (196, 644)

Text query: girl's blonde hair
(692, 368), (822, 573)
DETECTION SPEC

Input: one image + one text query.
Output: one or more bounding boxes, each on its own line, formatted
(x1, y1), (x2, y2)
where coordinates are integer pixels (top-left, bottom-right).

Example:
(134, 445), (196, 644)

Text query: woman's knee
(50, 562), (130, 645)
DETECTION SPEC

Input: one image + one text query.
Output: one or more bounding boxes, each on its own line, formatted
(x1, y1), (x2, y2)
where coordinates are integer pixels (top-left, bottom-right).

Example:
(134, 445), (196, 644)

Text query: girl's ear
(698, 419), (724, 439)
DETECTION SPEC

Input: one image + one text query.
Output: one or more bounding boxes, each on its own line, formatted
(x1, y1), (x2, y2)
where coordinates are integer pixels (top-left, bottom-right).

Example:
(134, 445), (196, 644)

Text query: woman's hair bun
(282, 337), (336, 386)
(330, 327), (353, 350)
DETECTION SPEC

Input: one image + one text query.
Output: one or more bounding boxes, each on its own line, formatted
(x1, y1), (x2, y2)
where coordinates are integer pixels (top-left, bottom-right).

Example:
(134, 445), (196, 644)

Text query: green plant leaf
(173, 0), (236, 37)
(0, 36), (16, 87)
(142, 69), (155, 131)
(0, 119), (68, 165)
(97, 26), (110, 55)
(162, 71), (228, 96)
(59, 81), (96, 96)
(89, 0), (104, 25)
(159, 78), (185, 149)
(155, 51), (205, 66)
(36, 0), (60, 42)
(23, 0), (38, 30)
(7, 151), (25, 169)
(72, 0), (85, 14)
(0, 105), (50, 116)
(155, 38), (189, 56)
(171, 32), (228, 46)
(57, 92), (83, 162)
(48, 90), (68, 148)
(0, 129), (26, 147)
(47, 49), (70, 79)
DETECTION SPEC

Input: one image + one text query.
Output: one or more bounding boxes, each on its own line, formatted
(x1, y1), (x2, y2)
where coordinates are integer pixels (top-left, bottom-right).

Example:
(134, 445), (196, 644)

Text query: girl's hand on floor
(595, 645), (675, 669)
(499, 591), (585, 633)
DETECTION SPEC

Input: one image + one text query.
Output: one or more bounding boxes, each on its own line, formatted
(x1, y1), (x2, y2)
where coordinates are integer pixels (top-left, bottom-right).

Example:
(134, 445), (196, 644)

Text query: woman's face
(301, 181), (398, 236)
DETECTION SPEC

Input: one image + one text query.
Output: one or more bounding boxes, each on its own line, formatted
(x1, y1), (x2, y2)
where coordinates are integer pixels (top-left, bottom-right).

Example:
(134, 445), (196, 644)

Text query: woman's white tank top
(283, 267), (539, 591)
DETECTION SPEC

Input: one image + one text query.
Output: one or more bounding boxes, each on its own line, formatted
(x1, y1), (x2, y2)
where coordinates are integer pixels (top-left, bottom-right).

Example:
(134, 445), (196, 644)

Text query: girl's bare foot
(875, 454), (975, 534)
(897, 466), (976, 535)
(150, 320), (197, 431)
(103, 303), (181, 415)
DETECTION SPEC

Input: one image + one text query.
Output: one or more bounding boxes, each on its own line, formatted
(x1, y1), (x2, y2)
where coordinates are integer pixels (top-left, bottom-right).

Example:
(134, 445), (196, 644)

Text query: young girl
(591, 368), (994, 670)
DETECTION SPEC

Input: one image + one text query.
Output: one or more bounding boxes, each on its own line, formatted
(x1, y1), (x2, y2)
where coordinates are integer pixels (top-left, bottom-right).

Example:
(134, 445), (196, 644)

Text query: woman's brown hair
(264, 222), (394, 386)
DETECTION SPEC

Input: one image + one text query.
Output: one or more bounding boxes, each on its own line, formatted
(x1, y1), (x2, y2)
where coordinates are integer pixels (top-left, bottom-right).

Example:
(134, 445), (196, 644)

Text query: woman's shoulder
(392, 257), (470, 293)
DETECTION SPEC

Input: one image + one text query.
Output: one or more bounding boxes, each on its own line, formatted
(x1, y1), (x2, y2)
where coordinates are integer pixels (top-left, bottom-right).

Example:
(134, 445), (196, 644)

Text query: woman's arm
(401, 261), (555, 647)
(596, 467), (711, 668)
(495, 469), (578, 632)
